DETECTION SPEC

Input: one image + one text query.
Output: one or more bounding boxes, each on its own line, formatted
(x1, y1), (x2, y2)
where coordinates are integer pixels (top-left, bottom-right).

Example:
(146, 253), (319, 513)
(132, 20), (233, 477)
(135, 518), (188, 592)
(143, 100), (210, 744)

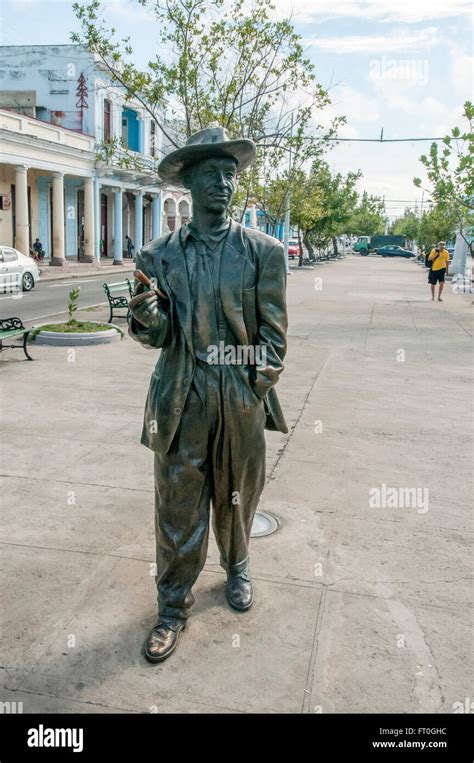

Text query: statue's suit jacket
(129, 219), (288, 454)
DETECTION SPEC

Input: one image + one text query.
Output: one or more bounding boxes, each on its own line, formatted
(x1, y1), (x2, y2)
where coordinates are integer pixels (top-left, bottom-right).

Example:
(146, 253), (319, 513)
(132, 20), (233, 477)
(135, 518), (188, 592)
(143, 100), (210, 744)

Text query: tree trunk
(303, 232), (315, 261)
(298, 226), (303, 267)
(332, 237), (339, 256)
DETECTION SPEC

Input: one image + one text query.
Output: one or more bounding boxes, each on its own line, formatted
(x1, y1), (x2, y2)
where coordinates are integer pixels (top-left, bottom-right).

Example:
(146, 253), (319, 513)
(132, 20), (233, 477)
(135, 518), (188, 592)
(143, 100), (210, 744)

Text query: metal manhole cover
(251, 511), (279, 538)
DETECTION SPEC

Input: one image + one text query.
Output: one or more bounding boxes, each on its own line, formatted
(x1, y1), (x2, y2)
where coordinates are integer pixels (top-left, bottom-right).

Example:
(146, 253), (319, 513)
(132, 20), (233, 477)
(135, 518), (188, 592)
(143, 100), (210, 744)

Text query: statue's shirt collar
(183, 219), (231, 252)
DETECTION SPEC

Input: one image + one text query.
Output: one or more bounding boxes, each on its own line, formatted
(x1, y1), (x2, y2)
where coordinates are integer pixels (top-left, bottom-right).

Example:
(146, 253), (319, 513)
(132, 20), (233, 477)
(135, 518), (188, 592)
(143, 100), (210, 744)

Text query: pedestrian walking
(428, 240), (450, 301)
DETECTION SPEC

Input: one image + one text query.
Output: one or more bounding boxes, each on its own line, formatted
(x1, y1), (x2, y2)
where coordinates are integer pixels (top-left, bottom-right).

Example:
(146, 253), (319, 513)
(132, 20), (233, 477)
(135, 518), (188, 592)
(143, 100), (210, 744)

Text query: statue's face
(185, 157), (237, 213)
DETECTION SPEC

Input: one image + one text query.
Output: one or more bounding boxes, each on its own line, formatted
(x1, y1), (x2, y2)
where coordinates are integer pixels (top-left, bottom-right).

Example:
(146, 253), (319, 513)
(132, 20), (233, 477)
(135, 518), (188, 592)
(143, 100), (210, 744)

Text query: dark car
(377, 245), (415, 258)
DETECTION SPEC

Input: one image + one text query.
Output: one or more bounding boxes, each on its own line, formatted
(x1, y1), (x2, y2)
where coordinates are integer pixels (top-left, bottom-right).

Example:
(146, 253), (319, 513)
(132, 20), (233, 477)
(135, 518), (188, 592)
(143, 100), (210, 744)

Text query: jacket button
(183, 377), (190, 385)
(174, 407), (182, 415)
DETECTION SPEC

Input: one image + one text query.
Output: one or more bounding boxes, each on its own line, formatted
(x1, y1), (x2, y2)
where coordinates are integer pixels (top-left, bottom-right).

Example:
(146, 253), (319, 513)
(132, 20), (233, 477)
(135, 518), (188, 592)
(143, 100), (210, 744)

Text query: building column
(450, 231), (469, 278)
(248, 203), (258, 229)
(134, 190), (143, 252)
(94, 176), (101, 261)
(15, 165), (29, 255)
(137, 118), (144, 154)
(82, 177), (95, 263)
(152, 194), (161, 239)
(50, 172), (66, 266)
(113, 187), (123, 265)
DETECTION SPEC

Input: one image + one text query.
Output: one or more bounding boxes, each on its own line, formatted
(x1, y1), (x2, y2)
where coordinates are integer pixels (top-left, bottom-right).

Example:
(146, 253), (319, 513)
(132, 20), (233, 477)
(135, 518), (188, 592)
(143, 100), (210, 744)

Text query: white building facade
(0, 44), (191, 265)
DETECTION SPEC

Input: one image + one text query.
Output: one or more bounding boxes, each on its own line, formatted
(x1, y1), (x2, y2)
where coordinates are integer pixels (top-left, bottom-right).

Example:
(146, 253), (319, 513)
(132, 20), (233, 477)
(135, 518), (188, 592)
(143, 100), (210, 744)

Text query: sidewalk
(37, 257), (136, 282)
(1, 255), (472, 713)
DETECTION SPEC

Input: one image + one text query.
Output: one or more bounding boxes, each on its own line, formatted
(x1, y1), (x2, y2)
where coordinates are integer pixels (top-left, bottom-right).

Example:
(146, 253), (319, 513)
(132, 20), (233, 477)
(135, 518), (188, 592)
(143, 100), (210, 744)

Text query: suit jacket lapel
(159, 227), (194, 355)
(156, 220), (249, 355)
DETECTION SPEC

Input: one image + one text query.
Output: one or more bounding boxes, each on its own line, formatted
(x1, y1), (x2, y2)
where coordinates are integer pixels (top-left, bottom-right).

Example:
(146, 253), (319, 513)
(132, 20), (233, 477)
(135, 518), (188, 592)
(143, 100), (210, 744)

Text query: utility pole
(283, 114), (294, 275)
(413, 191), (425, 258)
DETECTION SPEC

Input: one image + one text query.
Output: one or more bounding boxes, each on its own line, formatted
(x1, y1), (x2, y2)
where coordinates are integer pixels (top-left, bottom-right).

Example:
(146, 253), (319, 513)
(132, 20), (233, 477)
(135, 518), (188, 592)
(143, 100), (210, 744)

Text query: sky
(1, 0), (472, 219)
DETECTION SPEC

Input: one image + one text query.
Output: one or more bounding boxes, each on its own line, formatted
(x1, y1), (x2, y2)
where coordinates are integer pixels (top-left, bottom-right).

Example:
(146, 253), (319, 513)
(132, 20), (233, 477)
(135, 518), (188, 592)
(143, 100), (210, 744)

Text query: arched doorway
(179, 199), (190, 226)
(163, 197), (176, 231)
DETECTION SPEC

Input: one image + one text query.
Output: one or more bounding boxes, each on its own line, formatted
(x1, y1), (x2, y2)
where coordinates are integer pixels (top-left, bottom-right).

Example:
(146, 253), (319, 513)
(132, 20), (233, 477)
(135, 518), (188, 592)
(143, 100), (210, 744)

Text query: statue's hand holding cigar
(129, 269), (169, 329)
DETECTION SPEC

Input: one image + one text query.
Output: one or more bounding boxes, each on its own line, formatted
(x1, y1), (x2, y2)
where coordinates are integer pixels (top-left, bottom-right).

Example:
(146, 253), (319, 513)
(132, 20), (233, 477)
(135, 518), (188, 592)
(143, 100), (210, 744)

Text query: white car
(0, 246), (40, 292)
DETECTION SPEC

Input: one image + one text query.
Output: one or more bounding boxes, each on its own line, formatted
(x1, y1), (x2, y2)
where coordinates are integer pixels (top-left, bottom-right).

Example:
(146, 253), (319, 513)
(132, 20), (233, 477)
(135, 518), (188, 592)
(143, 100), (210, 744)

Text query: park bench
(103, 278), (134, 323)
(0, 317), (33, 360)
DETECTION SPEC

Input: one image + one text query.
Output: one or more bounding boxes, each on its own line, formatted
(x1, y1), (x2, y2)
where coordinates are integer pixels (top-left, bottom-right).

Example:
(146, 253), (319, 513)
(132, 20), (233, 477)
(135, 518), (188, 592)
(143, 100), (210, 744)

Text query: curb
(30, 321), (123, 346)
(38, 264), (135, 283)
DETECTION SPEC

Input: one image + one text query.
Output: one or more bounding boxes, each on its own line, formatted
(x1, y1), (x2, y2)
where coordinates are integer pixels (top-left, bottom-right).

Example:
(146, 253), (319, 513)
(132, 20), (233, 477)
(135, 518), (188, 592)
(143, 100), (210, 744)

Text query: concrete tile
(0, 477), (155, 558)
(0, 545), (114, 671)
(309, 590), (472, 713)
(17, 559), (321, 713)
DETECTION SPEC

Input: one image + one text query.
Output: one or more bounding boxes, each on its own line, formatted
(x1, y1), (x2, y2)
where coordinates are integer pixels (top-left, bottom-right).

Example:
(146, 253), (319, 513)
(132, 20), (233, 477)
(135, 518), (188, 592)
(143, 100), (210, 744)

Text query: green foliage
(388, 204), (456, 250)
(417, 205), (457, 250)
(414, 101), (474, 252)
(263, 161), (360, 255)
(67, 287), (81, 323)
(96, 136), (157, 172)
(72, 0), (345, 214)
(348, 192), (386, 237)
(389, 208), (420, 241)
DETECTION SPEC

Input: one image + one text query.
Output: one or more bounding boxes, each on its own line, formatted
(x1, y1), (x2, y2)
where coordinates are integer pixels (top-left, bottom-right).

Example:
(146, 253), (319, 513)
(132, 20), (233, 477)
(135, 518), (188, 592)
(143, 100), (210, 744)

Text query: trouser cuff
(221, 556), (250, 576)
(158, 602), (190, 622)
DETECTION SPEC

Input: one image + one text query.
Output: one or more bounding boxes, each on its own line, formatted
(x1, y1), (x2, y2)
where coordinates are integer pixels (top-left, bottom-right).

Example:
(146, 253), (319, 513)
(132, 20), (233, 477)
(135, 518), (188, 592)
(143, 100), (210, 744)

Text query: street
(0, 268), (135, 324)
(1, 254), (472, 713)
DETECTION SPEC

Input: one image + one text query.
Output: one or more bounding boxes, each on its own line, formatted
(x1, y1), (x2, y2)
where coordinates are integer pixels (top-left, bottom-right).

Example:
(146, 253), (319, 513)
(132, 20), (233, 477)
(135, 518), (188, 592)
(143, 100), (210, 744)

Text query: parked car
(377, 245), (415, 259)
(0, 246), (40, 292)
(288, 240), (301, 259)
(353, 235), (408, 255)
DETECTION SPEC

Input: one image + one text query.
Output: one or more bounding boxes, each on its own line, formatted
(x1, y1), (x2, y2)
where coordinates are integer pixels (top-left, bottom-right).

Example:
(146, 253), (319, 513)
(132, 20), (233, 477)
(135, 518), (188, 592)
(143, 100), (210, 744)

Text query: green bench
(103, 279), (134, 323)
(0, 317), (33, 360)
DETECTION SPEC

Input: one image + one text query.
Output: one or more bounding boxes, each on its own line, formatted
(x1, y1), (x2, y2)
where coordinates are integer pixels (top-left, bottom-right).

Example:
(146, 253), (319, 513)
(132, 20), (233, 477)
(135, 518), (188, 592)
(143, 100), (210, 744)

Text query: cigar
(134, 269), (168, 301)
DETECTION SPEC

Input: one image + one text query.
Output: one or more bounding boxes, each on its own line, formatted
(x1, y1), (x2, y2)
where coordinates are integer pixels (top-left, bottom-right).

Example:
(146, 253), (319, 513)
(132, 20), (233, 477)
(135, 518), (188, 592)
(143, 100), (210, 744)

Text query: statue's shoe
(144, 618), (186, 663)
(226, 569), (254, 611)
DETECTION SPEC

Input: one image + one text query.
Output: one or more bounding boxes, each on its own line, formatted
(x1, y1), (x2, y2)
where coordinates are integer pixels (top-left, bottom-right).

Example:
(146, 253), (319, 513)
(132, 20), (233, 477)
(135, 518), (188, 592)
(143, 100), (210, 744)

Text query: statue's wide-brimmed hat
(158, 127), (256, 186)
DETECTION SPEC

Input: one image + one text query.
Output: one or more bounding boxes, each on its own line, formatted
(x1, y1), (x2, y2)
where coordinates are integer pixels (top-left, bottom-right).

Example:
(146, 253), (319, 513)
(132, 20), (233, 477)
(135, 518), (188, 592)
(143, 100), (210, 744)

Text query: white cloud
(371, 76), (446, 125)
(106, 0), (154, 23)
(450, 47), (474, 100)
(305, 27), (441, 54)
(329, 85), (380, 122)
(274, 0), (472, 25)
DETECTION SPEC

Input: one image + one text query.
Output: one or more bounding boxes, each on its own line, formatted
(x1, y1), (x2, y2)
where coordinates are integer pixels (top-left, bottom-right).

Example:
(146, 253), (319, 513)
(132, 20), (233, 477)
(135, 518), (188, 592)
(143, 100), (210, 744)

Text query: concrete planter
(32, 321), (123, 346)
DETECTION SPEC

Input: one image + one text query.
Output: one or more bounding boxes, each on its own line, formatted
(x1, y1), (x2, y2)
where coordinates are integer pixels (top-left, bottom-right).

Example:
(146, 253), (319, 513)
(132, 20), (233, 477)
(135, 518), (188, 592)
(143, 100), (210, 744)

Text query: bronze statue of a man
(129, 127), (288, 662)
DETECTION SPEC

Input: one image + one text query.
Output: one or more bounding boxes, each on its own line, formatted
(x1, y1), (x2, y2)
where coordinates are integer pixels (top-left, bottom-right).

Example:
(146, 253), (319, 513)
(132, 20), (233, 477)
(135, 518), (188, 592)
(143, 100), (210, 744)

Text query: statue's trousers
(153, 360), (266, 621)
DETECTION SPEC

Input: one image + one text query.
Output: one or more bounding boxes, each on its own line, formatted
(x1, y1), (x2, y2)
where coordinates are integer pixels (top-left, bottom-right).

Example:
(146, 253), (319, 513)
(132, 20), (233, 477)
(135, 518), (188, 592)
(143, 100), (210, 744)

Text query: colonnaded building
(0, 44), (192, 265)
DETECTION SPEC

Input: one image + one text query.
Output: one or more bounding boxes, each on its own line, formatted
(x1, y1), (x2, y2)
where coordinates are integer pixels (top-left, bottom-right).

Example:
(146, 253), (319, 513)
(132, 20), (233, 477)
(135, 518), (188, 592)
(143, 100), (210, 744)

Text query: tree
(389, 208), (419, 242)
(72, 0), (343, 215)
(414, 101), (474, 255)
(417, 204), (457, 252)
(270, 161), (359, 259)
(348, 192), (386, 237)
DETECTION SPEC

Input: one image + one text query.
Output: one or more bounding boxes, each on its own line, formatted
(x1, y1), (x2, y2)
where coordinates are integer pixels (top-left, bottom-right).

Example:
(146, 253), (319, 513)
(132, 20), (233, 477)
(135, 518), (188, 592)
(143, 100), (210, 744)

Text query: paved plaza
(1, 254), (472, 713)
